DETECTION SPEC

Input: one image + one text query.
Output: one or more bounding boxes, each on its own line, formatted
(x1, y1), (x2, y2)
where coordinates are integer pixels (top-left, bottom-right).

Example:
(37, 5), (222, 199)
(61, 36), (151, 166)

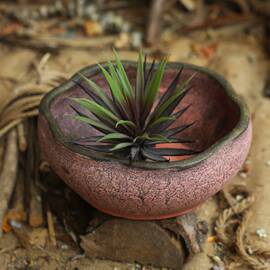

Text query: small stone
(256, 228), (267, 238)
(10, 220), (22, 229)
(212, 255), (222, 264)
(134, 263), (142, 270)
(235, 194), (244, 201)
(247, 246), (253, 255)
(61, 244), (69, 250)
(39, 5), (49, 17)
(212, 266), (224, 270)
(265, 160), (270, 166)
(239, 172), (247, 179)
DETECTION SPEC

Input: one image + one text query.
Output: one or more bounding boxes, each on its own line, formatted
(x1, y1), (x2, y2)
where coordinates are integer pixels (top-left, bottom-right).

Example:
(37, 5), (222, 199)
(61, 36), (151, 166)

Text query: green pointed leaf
(77, 73), (118, 115)
(107, 61), (122, 91)
(144, 58), (167, 109)
(135, 50), (144, 125)
(110, 142), (133, 152)
(133, 134), (171, 143)
(163, 121), (196, 137)
(113, 49), (133, 98)
(73, 98), (119, 124)
(74, 115), (115, 133)
(115, 120), (136, 129)
(98, 133), (132, 142)
(98, 64), (125, 103)
(153, 74), (195, 120)
(146, 134), (171, 142)
(150, 104), (191, 134)
(141, 147), (168, 162)
(147, 116), (175, 130)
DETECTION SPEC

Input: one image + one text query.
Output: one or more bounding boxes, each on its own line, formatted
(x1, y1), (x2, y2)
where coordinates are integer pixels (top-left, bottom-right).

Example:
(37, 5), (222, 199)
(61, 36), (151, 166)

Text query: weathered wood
(26, 119), (44, 227)
(0, 129), (18, 237)
(81, 218), (185, 269)
(81, 213), (207, 270)
(145, 0), (166, 46)
(158, 214), (208, 256)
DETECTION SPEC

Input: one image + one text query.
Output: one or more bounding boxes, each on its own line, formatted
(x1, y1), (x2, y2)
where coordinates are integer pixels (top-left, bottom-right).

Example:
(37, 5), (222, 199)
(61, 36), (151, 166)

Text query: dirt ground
(0, 23), (269, 269)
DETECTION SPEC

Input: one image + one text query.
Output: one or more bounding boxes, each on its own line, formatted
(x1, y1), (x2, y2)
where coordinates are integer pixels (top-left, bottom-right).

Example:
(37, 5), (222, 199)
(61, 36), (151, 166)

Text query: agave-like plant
(70, 50), (198, 162)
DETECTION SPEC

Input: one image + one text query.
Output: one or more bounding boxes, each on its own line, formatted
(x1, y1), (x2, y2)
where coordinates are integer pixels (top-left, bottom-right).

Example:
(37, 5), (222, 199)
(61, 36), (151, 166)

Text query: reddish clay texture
(38, 62), (252, 220)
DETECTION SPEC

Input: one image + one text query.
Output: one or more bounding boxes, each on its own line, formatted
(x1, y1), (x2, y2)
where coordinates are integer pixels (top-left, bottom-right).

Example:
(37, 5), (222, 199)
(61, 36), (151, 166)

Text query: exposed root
(0, 53), (67, 139)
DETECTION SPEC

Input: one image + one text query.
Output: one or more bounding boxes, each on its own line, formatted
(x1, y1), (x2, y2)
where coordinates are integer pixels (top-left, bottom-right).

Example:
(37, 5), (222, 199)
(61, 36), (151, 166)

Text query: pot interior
(49, 65), (240, 157)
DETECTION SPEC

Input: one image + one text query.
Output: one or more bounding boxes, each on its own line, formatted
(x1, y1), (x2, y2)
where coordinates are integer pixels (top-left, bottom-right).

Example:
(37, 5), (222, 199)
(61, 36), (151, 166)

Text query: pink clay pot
(38, 61), (252, 220)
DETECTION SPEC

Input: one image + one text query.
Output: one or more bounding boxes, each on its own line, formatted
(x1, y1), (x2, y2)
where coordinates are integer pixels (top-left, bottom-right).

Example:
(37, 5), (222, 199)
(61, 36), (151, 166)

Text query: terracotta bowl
(38, 61), (252, 220)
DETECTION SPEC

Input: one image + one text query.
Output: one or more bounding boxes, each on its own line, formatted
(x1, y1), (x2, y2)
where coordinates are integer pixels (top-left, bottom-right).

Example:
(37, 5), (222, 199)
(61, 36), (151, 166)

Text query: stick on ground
(145, 0), (165, 46)
(0, 129), (18, 237)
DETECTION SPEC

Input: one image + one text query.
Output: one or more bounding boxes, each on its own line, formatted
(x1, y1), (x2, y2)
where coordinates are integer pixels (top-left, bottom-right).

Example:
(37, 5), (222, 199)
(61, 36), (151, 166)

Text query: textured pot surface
(38, 61), (252, 220)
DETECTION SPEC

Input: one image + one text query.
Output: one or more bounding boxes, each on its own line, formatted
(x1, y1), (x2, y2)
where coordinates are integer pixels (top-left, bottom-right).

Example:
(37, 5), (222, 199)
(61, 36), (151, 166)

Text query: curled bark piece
(0, 129), (18, 237)
(81, 218), (185, 269)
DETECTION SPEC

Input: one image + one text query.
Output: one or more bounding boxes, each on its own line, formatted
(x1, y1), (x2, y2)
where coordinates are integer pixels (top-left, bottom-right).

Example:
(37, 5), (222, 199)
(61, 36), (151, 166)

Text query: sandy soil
(0, 24), (269, 269)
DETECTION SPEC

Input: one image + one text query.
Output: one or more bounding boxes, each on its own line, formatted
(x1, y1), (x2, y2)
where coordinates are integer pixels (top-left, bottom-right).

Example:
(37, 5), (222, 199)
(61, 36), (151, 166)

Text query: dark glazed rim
(39, 61), (250, 170)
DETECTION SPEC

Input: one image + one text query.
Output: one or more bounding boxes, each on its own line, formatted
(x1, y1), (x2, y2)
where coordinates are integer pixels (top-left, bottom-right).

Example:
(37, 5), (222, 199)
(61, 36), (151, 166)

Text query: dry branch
(16, 122), (27, 152)
(0, 129), (18, 237)
(47, 206), (56, 247)
(0, 54), (67, 139)
(145, 0), (166, 45)
(1, 34), (116, 51)
(26, 119), (44, 228)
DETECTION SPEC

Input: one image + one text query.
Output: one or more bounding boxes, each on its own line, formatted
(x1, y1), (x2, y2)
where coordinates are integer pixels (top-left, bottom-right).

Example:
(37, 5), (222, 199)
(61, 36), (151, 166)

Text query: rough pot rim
(39, 61), (250, 170)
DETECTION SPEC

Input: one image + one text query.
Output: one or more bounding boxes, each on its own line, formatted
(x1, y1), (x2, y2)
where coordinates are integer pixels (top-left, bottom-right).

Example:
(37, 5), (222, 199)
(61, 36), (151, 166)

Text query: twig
(11, 167), (25, 215)
(0, 119), (22, 139)
(26, 119), (44, 228)
(47, 206), (57, 247)
(0, 129), (18, 237)
(16, 122), (27, 152)
(1, 34), (116, 50)
(173, 13), (257, 34)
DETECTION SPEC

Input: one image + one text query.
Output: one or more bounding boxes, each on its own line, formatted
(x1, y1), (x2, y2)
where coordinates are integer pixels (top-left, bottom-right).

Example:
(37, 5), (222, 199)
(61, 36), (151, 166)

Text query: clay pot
(38, 61), (252, 220)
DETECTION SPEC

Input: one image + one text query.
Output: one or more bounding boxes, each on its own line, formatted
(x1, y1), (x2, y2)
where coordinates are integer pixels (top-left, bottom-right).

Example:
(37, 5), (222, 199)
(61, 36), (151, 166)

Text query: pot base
(90, 202), (199, 220)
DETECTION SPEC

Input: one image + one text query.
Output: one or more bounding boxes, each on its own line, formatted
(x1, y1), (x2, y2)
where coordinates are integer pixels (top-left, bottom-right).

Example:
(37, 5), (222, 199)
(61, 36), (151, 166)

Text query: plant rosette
(38, 52), (252, 220)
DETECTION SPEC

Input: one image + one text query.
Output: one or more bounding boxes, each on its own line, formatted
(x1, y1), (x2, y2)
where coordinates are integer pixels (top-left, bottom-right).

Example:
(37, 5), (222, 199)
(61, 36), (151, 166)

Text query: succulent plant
(71, 50), (198, 162)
